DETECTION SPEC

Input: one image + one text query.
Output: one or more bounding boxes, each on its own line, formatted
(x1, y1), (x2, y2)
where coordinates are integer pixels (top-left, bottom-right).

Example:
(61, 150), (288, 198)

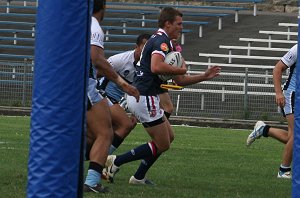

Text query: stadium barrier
(219, 45), (290, 56)
(239, 37), (297, 48)
(259, 30), (298, 41)
(203, 0), (264, 16)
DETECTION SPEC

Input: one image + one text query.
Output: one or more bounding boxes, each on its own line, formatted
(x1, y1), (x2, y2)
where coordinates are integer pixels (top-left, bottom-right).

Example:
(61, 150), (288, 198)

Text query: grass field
(0, 116), (291, 197)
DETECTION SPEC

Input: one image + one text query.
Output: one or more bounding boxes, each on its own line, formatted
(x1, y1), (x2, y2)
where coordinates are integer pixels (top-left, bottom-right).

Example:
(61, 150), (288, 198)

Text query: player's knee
(156, 141), (170, 153)
(117, 120), (136, 137)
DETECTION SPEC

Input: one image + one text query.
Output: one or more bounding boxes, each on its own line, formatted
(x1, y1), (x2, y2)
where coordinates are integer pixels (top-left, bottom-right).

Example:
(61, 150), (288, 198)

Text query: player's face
(168, 16), (183, 40)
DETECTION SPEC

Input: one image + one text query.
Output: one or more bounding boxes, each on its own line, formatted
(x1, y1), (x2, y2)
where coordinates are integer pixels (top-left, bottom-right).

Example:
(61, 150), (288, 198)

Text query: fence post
(244, 68), (249, 119)
(22, 59), (27, 106)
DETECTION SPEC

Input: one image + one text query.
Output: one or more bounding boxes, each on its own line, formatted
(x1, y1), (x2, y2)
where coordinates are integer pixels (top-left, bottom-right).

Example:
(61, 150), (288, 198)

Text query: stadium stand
(0, 0), (297, 122)
(278, 22), (298, 39)
(104, 18), (211, 37)
(219, 45), (290, 56)
(258, 30), (297, 40)
(106, 2), (248, 22)
(198, 53), (281, 63)
(239, 38), (297, 48)
(102, 25), (193, 45)
(105, 10), (230, 29)
(204, 0), (265, 16)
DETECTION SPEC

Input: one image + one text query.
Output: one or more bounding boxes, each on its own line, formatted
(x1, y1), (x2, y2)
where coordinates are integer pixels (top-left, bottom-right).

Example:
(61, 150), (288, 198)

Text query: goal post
(292, 7), (300, 198)
(27, 0), (91, 197)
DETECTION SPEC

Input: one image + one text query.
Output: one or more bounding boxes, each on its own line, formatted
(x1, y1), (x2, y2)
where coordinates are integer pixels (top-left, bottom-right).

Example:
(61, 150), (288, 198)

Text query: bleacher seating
(239, 38), (297, 48)
(204, 0), (265, 16)
(1, 0), (283, 121)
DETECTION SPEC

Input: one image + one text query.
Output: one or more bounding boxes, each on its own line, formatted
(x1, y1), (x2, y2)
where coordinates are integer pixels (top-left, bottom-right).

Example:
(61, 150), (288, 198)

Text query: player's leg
(267, 127), (288, 144)
(278, 113), (294, 179)
(106, 95), (170, 183)
(277, 89), (294, 179)
(84, 79), (113, 193)
(159, 91), (173, 119)
(129, 117), (173, 185)
(247, 121), (288, 146)
(109, 103), (137, 154)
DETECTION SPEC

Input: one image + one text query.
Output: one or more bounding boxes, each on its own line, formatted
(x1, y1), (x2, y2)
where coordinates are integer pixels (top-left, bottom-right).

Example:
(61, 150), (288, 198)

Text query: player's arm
(91, 45), (140, 101)
(174, 65), (221, 86)
(273, 60), (287, 107)
(151, 53), (186, 75)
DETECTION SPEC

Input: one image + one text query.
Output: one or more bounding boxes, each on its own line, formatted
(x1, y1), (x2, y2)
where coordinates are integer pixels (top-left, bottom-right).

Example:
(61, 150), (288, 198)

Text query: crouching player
(98, 34), (151, 156)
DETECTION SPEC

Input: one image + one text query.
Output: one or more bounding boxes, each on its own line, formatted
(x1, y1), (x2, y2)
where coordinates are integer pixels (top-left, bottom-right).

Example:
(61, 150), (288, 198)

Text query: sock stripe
(148, 141), (157, 157)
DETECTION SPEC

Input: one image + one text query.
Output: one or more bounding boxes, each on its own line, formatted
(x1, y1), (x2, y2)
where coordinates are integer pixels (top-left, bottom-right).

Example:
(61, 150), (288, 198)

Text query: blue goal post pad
(27, 0), (91, 197)
(292, 16), (300, 198)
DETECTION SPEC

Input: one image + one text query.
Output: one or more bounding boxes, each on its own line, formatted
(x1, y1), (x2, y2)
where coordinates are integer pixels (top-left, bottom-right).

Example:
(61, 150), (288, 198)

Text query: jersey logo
(123, 70), (130, 77)
(136, 71), (144, 77)
(149, 109), (157, 117)
(160, 43), (169, 52)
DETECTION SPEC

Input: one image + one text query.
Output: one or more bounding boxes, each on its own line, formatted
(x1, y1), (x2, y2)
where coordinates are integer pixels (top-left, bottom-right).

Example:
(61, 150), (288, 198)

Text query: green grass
(0, 116), (291, 197)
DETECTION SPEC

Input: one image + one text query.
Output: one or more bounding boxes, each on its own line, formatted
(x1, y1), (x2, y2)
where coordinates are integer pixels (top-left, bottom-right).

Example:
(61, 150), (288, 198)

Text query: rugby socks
(279, 164), (291, 173)
(114, 141), (157, 167)
(164, 111), (171, 120)
(84, 161), (103, 187)
(109, 145), (117, 155)
(262, 125), (271, 137)
(134, 154), (161, 180)
(109, 133), (124, 154)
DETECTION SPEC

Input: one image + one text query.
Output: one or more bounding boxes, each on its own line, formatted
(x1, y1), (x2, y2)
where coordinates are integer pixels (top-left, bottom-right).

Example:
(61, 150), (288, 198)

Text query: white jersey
(91, 16), (104, 49)
(103, 50), (136, 102)
(107, 50), (136, 83)
(281, 44), (297, 91)
(90, 16), (104, 79)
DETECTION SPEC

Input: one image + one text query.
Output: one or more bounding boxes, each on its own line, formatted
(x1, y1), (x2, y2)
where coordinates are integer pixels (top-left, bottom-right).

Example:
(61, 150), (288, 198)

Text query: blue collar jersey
(133, 29), (173, 96)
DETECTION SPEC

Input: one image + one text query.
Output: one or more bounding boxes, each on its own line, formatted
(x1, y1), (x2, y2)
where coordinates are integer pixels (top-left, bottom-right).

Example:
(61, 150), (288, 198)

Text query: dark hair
(136, 34), (151, 46)
(158, 7), (183, 28)
(93, 0), (106, 14)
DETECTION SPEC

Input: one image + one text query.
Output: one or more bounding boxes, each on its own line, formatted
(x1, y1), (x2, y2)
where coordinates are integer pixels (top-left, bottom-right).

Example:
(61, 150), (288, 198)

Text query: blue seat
(0, 54), (34, 59)
(0, 29), (35, 39)
(0, 21), (35, 26)
(104, 42), (135, 46)
(204, 0), (264, 16)
(102, 26), (192, 45)
(0, 44), (34, 49)
(0, 13), (36, 17)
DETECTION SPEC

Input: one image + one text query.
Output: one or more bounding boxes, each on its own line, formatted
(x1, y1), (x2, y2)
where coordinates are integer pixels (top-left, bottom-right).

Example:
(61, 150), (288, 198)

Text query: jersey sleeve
(281, 44), (297, 68)
(90, 21), (104, 49)
(151, 37), (169, 58)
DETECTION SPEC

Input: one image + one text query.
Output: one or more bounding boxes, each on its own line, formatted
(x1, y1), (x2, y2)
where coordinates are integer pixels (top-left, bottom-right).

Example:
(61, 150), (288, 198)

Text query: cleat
(277, 171), (292, 179)
(129, 176), (155, 186)
(101, 169), (109, 181)
(246, 121), (266, 146)
(106, 155), (120, 183)
(83, 184), (109, 193)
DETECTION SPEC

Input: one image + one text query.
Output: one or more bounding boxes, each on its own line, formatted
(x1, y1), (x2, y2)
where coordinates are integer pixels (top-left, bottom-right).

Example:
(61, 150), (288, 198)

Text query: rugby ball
(158, 51), (183, 81)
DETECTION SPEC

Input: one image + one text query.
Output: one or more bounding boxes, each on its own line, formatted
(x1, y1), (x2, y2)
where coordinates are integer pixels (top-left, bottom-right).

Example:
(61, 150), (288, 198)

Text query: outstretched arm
(174, 65), (221, 86)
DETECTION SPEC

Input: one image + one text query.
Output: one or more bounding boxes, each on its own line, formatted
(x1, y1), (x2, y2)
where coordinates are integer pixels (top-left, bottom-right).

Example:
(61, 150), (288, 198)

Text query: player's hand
(122, 84), (140, 102)
(275, 92), (285, 108)
(204, 66), (221, 80)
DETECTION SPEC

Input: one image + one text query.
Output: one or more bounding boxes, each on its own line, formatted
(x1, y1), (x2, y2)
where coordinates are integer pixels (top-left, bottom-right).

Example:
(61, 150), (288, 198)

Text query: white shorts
(88, 78), (104, 105)
(279, 89), (295, 116)
(127, 95), (164, 124)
